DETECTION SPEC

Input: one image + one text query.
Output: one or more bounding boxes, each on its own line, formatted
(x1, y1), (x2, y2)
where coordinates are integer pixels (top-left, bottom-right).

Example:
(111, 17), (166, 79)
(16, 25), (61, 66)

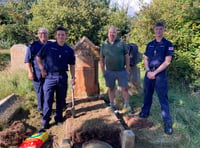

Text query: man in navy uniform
(24, 28), (49, 114)
(138, 21), (174, 135)
(36, 26), (75, 131)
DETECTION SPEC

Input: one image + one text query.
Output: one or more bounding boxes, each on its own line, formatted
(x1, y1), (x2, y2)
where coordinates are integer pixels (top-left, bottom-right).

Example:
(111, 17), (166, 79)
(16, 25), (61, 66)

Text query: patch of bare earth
(0, 95), (182, 148)
(0, 96), (124, 147)
(62, 97), (124, 148)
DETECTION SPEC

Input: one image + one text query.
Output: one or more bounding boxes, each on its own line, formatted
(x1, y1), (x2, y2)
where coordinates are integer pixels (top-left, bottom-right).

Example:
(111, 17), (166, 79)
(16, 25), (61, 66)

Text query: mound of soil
(72, 118), (121, 148)
(0, 121), (32, 147)
(126, 117), (153, 129)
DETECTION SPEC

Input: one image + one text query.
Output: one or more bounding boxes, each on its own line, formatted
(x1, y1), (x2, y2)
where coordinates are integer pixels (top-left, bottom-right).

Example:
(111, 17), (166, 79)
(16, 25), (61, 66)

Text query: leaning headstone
(10, 44), (27, 70)
(128, 66), (142, 94)
(73, 36), (100, 98)
(127, 43), (142, 94)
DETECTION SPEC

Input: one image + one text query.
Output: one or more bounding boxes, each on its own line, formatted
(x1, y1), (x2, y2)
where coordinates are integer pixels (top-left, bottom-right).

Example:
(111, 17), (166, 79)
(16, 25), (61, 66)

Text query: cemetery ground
(0, 69), (197, 148)
(0, 91), (182, 148)
(0, 49), (200, 147)
(0, 91), (152, 147)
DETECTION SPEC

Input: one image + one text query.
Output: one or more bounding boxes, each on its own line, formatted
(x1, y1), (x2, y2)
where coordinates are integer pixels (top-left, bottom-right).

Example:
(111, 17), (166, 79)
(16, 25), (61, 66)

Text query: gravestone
(127, 43), (142, 94)
(73, 36), (100, 98)
(10, 44), (27, 70)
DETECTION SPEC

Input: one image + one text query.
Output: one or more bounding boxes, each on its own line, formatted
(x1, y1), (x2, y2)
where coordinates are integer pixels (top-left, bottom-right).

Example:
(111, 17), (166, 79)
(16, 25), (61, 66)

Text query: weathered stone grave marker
(73, 36), (100, 98)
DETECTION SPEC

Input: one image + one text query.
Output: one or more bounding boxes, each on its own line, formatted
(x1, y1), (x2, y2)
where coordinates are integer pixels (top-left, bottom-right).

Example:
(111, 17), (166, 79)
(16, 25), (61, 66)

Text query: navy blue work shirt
(24, 40), (50, 77)
(37, 42), (75, 72)
(145, 37), (174, 68)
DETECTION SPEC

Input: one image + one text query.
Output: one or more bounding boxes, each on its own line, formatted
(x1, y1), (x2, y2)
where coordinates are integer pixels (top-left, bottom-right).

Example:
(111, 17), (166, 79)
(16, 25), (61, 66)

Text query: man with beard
(100, 27), (133, 114)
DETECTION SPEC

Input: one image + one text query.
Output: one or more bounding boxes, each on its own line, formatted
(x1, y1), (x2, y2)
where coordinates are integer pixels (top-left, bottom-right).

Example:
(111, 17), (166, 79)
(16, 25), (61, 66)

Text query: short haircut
(38, 27), (48, 34)
(154, 21), (165, 28)
(108, 26), (117, 33)
(55, 26), (67, 33)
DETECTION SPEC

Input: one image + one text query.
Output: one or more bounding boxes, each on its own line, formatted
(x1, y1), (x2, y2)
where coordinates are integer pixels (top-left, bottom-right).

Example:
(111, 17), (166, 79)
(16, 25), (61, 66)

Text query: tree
(127, 0), (200, 90)
(0, 0), (132, 48)
(0, 0), (35, 48)
(28, 0), (110, 45)
(28, 0), (131, 45)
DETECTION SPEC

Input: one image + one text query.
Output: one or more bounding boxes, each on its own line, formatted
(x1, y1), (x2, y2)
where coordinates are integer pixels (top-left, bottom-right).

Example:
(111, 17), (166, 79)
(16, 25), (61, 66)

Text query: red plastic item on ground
(19, 138), (43, 148)
(19, 132), (48, 148)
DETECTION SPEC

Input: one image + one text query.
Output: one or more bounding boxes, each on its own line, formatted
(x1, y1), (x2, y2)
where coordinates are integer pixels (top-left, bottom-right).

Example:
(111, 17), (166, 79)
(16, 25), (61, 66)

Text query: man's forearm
(144, 56), (150, 71)
(154, 56), (172, 75)
(100, 57), (105, 74)
(70, 65), (75, 78)
(36, 56), (47, 78)
(125, 54), (130, 69)
(36, 56), (44, 70)
(26, 63), (32, 73)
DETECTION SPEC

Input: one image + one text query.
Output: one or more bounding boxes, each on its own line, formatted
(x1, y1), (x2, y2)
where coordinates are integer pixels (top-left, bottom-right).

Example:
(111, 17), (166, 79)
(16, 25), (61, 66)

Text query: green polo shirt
(100, 38), (128, 71)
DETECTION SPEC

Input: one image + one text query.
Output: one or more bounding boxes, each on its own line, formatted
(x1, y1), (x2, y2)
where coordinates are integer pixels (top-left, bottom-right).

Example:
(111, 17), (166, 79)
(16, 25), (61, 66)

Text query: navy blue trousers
(42, 73), (67, 125)
(33, 78), (44, 111)
(141, 72), (172, 124)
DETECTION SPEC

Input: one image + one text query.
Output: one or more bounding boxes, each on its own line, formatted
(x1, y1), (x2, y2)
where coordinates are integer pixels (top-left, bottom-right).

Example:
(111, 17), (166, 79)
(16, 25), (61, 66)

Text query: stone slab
(10, 44), (27, 70)
(0, 93), (21, 124)
(0, 93), (16, 113)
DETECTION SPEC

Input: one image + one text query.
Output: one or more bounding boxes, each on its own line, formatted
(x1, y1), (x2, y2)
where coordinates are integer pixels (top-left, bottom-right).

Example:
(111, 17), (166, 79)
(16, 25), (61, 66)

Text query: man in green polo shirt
(100, 26), (133, 114)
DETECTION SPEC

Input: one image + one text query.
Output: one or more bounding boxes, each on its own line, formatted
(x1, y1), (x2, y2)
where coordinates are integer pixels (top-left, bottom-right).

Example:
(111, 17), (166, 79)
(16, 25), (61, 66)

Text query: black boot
(39, 123), (49, 133)
(164, 123), (173, 135)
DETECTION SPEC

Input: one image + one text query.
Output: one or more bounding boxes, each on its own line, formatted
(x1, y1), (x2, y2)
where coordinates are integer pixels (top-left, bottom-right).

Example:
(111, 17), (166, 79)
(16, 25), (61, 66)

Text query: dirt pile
(0, 121), (32, 147)
(71, 118), (121, 148)
(127, 117), (153, 128)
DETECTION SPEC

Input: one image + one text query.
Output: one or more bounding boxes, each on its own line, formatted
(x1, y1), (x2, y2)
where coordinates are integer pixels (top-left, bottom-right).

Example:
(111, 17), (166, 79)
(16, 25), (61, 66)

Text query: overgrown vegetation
(0, 49), (10, 71)
(0, 69), (34, 101)
(28, 0), (131, 45)
(127, 0), (200, 92)
(0, 0), (131, 47)
(148, 90), (200, 147)
(0, 0), (35, 47)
